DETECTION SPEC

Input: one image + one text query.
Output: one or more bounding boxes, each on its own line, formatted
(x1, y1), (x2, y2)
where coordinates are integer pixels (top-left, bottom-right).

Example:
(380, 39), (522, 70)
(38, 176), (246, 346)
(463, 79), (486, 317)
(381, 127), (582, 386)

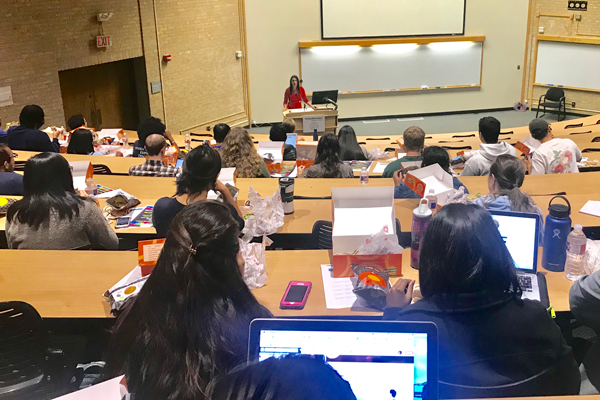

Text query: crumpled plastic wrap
(445, 186), (470, 205)
(368, 148), (391, 160)
(239, 187), (285, 289)
(584, 239), (600, 275)
(352, 264), (391, 310)
(357, 226), (404, 255)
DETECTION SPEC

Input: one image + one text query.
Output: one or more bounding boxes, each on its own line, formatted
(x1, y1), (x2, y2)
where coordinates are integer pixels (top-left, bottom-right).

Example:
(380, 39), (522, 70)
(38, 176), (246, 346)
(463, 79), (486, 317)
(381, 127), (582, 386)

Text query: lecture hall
(2, 0), (600, 399)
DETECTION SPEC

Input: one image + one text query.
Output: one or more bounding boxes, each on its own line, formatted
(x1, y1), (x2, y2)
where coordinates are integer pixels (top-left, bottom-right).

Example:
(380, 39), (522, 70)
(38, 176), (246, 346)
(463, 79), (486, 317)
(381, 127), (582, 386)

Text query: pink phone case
(280, 281), (312, 310)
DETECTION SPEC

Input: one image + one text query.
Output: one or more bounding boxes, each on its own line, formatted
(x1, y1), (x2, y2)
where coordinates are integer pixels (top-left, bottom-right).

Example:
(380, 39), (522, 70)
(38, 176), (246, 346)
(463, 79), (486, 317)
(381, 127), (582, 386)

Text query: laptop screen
(251, 320), (436, 400)
(490, 211), (539, 272)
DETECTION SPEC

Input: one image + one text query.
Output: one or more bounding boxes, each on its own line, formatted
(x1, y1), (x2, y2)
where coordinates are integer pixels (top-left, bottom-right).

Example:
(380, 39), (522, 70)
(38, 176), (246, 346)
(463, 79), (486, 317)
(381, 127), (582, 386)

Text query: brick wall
(524, 0), (600, 114)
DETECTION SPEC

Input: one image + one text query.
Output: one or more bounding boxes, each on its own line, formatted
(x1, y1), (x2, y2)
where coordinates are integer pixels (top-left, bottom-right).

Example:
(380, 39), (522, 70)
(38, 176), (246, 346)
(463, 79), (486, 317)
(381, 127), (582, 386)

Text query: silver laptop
(490, 210), (544, 301)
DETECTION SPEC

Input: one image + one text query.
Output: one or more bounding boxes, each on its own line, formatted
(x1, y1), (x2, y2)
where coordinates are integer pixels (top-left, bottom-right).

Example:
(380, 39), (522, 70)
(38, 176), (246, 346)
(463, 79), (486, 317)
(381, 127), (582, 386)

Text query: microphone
(323, 96), (338, 110)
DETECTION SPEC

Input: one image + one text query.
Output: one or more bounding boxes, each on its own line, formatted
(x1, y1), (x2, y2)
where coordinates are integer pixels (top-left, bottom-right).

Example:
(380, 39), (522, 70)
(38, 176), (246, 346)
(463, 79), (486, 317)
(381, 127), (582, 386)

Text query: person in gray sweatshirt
(460, 117), (516, 176)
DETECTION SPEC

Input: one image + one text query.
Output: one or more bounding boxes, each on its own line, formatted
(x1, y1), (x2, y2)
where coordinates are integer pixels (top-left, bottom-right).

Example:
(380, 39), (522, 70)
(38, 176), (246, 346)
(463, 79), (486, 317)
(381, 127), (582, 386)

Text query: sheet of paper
(321, 264), (357, 309)
(373, 162), (390, 174)
(580, 201), (600, 218)
(54, 375), (124, 400)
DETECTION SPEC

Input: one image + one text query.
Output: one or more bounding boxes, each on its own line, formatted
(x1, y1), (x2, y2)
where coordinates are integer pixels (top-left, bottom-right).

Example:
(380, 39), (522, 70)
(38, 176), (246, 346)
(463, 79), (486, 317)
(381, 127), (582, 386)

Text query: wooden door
(59, 67), (95, 129)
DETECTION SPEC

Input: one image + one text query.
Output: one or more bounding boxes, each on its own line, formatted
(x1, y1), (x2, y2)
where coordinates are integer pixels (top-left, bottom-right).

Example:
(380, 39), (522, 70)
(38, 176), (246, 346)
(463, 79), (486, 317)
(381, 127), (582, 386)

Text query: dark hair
(206, 356), (357, 400)
(137, 116), (166, 146)
(403, 126), (426, 153)
(7, 153), (86, 229)
(176, 145), (222, 196)
(145, 134), (167, 156)
(107, 201), (271, 400)
(213, 123), (231, 143)
(0, 144), (11, 166)
(419, 203), (521, 298)
(337, 125), (367, 161)
(479, 117), (501, 144)
(67, 129), (94, 155)
(19, 105), (45, 129)
(289, 75), (300, 94)
(269, 124), (288, 142)
(422, 146), (450, 173)
(315, 134), (343, 178)
(67, 114), (85, 131)
(487, 155), (539, 213)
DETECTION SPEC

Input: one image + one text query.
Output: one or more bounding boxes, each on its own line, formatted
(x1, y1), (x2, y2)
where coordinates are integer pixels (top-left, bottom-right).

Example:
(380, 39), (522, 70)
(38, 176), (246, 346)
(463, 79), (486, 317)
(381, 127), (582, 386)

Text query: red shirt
(284, 87), (309, 109)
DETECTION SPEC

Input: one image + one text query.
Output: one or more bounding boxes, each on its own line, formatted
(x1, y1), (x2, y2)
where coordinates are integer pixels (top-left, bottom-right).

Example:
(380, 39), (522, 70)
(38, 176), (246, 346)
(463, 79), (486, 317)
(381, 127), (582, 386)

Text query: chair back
(0, 302), (46, 395)
(13, 161), (26, 172)
(546, 87), (565, 102)
(92, 164), (112, 175)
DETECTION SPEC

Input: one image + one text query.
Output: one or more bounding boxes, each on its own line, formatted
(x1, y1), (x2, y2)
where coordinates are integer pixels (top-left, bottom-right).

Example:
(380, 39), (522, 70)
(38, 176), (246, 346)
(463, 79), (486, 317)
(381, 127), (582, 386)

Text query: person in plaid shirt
(128, 134), (179, 177)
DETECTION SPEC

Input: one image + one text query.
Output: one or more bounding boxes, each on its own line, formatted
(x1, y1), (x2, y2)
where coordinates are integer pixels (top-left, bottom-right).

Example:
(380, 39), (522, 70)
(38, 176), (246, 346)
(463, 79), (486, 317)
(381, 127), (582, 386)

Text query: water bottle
(122, 131), (129, 149)
(360, 166), (369, 185)
(185, 134), (191, 152)
(313, 128), (318, 142)
(565, 224), (587, 281)
(85, 177), (98, 196)
(542, 196), (572, 272)
(426, 189), (437, 215)
(279, 178), (295, 215)
(411, 198), (432, 269)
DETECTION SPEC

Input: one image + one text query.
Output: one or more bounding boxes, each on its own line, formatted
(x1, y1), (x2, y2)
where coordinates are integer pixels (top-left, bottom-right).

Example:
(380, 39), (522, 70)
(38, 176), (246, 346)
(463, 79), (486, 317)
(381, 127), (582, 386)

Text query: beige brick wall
(524, 0), (600, 114)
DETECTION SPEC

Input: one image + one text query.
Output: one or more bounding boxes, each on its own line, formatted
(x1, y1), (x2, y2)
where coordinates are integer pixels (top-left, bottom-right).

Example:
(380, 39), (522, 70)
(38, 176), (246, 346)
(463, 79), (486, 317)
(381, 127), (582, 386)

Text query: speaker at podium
(282, 90), (339, 136)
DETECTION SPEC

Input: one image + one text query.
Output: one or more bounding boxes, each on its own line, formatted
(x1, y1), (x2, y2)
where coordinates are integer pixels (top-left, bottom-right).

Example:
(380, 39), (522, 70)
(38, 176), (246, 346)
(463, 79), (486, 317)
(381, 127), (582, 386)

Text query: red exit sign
(96, 36), (112, 48)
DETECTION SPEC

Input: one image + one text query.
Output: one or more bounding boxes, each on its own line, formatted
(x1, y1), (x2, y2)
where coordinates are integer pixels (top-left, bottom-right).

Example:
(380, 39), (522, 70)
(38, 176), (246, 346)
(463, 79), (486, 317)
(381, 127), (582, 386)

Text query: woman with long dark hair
(67, 129), (101, 155)
(304, 134), (353, 178)
(384, 204), (579, 399)
(6, 153), (118, 249)
(337, 125), (368, 161)
(474, 154), (543, 220)
(283, 75), (314, 110)
(153, 144), (243, 237)
(107, 201), (272, 400)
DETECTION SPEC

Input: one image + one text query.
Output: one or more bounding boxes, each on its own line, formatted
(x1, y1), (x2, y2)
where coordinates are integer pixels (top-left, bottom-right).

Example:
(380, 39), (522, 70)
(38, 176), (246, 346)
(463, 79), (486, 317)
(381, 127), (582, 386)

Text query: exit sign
(97, 36), (112, 48)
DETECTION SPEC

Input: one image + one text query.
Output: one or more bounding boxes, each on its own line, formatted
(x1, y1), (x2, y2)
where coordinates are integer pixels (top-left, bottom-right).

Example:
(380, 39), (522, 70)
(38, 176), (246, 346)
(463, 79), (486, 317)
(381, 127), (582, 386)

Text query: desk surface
(0, 248), (575, 318)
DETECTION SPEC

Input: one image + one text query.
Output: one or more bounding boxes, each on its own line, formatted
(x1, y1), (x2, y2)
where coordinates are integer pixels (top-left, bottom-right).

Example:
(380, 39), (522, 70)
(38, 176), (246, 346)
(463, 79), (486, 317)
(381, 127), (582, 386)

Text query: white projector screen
(535, 41), (600, 90)
(321, 0), (466, 39)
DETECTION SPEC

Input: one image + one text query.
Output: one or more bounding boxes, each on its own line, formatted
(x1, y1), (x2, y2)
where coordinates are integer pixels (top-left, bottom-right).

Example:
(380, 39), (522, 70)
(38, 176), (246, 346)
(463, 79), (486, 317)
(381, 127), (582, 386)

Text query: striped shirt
(128, 159), (178, 177)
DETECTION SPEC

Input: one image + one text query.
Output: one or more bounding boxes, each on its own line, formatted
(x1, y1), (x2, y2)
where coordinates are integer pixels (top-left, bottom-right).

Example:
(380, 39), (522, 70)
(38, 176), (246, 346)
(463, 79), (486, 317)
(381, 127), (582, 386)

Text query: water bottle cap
(548, 195), (571, 219)
(415, 198), (432, 217)
(574, 224), (583, 231)
(428, 189), (434, 194)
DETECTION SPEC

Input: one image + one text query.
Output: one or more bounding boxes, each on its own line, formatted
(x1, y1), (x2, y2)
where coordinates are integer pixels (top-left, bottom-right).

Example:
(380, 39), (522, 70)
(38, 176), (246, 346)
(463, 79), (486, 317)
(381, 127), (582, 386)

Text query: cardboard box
(138, 238), (165, 276)
(258, 142), (283, 163)
(296, 141), (318, 169)
(404, 164), (454, 206)
(331, 187), (402, 277)
(69, 161), (93, 190)
(208, 167), (236, 200)
(396, 137), (406, 152)
(514, 135), (540, 156)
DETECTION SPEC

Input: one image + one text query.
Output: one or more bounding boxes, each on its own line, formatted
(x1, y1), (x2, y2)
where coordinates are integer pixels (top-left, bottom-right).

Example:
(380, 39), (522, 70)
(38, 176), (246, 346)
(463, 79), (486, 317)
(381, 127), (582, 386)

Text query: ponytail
(488, 155), (539, 214)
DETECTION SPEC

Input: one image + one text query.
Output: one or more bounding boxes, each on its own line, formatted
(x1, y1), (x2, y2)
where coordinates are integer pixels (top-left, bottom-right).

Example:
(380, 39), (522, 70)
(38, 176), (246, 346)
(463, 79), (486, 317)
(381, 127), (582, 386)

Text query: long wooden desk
(0, 248), (576, 319)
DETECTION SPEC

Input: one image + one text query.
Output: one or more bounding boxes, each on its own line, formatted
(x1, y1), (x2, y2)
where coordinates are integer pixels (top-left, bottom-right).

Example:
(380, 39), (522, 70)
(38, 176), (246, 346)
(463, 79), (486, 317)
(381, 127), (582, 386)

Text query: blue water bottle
(542, 196), (572, 272)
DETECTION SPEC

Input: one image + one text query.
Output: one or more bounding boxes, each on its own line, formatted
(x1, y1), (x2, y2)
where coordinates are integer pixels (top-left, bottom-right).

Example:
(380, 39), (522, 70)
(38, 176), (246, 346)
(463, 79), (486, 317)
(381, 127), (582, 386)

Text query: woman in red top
(283, 75), (315, 110)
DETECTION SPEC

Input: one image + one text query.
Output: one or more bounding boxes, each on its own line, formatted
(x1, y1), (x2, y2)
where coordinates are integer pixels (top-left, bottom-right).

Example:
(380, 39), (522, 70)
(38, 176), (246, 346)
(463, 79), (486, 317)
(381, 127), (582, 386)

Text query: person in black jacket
(7, 105), (60, 153)
(384, 203), (579, 399)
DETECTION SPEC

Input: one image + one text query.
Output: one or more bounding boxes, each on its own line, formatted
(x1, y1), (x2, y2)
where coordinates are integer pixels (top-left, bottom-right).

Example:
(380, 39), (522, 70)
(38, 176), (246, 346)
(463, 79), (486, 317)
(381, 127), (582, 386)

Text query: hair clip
(189, 245), (197, 255)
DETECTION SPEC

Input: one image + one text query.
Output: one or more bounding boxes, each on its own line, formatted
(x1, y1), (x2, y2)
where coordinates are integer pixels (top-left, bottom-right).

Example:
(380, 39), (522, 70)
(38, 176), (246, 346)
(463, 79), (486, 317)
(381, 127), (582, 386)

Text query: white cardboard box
(257, 141), (283, 163)
(208, 167), (236, 200)
(69, 161), (93, 190)
(404, 163), (454, 206)
(296, 141), (318, 161)
(515, 134), (540, 156)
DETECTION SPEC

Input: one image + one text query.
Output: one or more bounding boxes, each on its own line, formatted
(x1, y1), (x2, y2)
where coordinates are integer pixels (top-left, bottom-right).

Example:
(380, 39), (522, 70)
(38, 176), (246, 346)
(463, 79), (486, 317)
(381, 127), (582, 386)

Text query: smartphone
(115, 216), (131, 229)
(280, 281), (312, 310)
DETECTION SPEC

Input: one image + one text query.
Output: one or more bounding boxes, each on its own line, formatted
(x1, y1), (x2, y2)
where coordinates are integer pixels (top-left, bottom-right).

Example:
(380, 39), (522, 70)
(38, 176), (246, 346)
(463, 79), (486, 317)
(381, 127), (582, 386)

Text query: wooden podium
(282, 108), (338, 135)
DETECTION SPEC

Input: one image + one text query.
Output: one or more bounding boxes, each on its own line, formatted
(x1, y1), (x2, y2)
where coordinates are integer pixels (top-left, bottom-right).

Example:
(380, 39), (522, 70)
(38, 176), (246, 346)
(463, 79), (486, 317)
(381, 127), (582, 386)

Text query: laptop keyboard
(518, 275), (533, 292)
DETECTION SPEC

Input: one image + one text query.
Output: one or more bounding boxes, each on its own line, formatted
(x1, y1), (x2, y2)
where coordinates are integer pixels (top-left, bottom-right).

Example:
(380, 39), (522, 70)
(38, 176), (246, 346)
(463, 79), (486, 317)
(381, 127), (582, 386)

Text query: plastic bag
(357, 226), (404, 255)
(368, 148), (391, 161)
(584, 239), (600, 275)
(352, 264), (391, 310)
(241, 187), (285, 240)
(445, 186), (470, 205)
(239, 237), (271, 289)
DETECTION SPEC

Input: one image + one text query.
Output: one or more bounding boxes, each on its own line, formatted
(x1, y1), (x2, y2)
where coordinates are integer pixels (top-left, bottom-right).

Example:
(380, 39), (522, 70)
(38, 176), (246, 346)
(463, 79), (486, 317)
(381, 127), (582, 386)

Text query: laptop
(490, 210), (548, 305)
(249, 319), (438, 400)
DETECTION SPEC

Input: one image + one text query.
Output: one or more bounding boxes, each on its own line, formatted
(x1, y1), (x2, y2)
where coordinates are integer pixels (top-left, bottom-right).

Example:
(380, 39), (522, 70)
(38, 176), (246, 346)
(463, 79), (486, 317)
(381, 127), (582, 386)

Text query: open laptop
(249, 319), (438, 400)
(490, 210), (549, 305)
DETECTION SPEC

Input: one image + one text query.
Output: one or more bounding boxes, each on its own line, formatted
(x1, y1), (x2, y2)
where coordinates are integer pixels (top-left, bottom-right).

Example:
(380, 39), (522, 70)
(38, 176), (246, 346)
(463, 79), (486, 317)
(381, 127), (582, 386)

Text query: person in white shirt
(526, 118), (582, 175)
(460, 116), (516, 176)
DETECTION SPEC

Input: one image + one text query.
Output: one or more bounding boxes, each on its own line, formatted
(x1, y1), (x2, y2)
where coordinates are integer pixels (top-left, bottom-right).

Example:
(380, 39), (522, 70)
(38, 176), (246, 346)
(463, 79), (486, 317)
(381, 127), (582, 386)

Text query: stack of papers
(320, 264), (376, 311)
(580, 201), (600, 217)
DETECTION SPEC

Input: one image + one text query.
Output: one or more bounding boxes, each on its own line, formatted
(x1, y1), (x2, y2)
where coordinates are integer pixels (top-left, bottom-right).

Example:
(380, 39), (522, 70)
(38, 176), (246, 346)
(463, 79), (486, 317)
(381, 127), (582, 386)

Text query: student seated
(474, 155), (543, 220)
(206, 356), (356, 400)
(301, 134), (354, 178)
(384, 204), (579, 399)
(460, 116), (516, 176)
(382, 126), (425, 178)
(269, 123), (296, 161)
(7, 105), (60, 153)
(67, 129), (102, 155)
(282, 118), (296, 135)
(133, 116), (179, 158)
(527, 118), (582, 174)
(338, 125), (368, 161)
(67, 114), (89, 132)
(213, 123), (231, 146)
(107, 201), (272, 400)
(128, 134), (179, 177)
(153, 144), (244, 238)
(0, 144), (24, 195)
(392, 146), (469, 199)
(6, 153), (118, 249)
(221, 127), (270, 178)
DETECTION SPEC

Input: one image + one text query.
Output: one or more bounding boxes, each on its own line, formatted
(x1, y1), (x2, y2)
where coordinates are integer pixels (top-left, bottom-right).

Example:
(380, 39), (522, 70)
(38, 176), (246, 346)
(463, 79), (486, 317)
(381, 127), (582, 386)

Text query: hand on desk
(386, 279), (415, 309)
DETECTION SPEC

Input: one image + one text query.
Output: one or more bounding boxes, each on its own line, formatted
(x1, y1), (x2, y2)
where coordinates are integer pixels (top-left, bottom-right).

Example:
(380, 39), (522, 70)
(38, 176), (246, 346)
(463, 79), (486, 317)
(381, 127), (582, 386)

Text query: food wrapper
(352, 264), (391, 310)
(369, 148), (391, 160)
(103, 266), (149, 314)
(240, 237), (271, 289)
(584, 239), (600, 275)
(357, 226), (404, 255)
(445, 186), (471, 205)
(241, 187), (284, 239)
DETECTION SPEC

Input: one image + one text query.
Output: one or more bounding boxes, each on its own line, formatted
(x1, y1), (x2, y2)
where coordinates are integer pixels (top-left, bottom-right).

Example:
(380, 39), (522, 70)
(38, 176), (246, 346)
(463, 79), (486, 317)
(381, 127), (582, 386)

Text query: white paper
(98, 129), (123, 139)
(321, 264), (358, 309)
(373, 162), (390, 174)
(54, 375), (124, 400)
(0, 86), (14, 107)
(96, 189), (135, 200)
(580, 201), (600, 218)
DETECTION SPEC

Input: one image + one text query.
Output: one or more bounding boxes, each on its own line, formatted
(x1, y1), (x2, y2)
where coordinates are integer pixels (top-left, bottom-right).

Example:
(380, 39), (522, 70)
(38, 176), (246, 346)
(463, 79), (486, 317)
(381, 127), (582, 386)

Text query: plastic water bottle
(85, 178), (98, 196)
(122, 131), (129, 148)
(426, 189), (437, 215)
(542, 196), (572, 272)
(565, 224), (587, 281)
(411, 198), (432, 269)
(185, 134), (191, 151)
(360, 166), (369, 185)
